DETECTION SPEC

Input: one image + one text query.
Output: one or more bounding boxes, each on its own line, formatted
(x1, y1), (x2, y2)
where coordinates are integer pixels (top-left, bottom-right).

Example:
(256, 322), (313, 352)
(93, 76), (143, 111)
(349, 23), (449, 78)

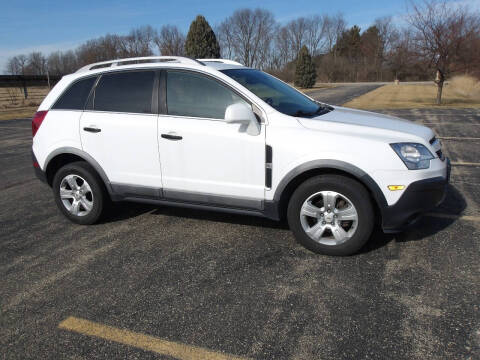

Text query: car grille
(429, 136), (445, 161)
(436, 149), (445, 161)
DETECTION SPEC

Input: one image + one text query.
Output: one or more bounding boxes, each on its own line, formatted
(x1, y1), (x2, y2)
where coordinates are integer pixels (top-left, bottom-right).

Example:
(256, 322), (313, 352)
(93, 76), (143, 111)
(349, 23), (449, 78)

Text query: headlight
(390, 143), (434, 170)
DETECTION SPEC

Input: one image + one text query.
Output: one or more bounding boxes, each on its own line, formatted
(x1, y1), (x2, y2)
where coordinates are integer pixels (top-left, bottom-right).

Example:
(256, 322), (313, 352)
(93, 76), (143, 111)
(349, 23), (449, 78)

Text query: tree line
(6, 0), (480, 103)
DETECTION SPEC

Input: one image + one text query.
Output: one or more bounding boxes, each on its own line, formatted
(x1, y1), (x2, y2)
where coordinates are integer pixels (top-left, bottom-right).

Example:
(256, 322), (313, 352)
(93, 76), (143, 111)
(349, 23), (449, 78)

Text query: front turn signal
(388, 185), (405, 191)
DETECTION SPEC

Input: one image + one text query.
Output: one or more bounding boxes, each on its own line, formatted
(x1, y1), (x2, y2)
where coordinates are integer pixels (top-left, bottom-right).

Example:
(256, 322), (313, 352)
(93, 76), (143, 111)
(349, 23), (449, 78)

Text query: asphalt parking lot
(308, 83), (383, 105)
(1, 90), (479, 359)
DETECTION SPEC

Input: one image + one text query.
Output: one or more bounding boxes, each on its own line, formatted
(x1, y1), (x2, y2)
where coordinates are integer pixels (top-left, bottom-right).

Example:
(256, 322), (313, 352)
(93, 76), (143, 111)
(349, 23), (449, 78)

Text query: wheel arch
(44, 147), (113, 196)
(273, 160), (388, 220)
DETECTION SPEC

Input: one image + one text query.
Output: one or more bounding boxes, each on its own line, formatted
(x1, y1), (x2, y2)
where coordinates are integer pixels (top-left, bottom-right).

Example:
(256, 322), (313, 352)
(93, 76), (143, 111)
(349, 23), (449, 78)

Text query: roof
(75, 56), (245, 74)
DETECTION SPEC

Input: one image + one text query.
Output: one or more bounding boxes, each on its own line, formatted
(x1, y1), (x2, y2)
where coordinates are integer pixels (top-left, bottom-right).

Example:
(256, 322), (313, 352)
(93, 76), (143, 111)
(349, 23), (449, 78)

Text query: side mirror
(225, 103), (261, 136)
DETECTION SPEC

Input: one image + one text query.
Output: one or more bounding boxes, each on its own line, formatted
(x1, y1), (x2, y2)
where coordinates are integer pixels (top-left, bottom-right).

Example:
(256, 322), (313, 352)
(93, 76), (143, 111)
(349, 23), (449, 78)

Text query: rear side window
(53, 76), (96, 110)
(167, 71), (247, 119)
(93, 71), (155, 114)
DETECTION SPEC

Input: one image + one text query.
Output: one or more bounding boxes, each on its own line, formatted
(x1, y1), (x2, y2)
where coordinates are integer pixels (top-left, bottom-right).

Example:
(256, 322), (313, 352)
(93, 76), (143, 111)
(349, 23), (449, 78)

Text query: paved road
(1, 104), (479, 358)
(307, 84), (383, 105)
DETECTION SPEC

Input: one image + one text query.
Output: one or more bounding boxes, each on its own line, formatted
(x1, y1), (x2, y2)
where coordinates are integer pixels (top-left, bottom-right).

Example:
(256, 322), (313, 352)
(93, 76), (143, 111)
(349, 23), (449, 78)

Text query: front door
(158, 70), (265, 209)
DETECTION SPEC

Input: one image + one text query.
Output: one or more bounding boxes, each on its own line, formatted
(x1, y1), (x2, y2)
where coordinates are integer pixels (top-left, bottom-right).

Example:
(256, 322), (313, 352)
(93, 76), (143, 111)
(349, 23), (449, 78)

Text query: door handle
(83, 126), (101, 133)
(161, 133), (182, 140)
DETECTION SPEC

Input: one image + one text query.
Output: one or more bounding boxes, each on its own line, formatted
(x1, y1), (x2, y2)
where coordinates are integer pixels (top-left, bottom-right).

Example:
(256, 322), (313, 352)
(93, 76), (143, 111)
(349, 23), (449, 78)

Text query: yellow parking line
(451, 161), (480, 167)
(425, 213), (480, 221)
(59, 316), (250, 360)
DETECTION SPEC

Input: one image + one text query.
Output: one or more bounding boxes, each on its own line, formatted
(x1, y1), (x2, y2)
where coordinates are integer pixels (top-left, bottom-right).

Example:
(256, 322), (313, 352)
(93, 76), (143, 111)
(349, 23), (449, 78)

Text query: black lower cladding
(32, 151), (47, 183)
(381, 173), (449, 233)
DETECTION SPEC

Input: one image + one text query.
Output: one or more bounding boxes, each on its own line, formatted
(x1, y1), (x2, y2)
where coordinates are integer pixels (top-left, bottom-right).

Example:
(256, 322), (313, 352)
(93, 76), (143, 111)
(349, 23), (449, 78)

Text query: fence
(0, 75), (61, 112)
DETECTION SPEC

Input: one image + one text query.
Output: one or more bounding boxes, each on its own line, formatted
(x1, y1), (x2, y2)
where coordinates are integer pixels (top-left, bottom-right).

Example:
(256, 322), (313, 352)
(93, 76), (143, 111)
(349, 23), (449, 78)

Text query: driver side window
(166, 71), (248, 120)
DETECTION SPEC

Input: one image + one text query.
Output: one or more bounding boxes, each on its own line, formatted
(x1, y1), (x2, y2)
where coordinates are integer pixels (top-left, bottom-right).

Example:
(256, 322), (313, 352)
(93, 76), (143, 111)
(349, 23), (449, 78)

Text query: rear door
(80, 70), (162, 190)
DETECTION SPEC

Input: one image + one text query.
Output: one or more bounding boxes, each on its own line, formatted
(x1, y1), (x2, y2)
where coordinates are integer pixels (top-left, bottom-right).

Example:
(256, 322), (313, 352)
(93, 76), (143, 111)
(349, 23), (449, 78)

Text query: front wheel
(287, 175), (374, 256)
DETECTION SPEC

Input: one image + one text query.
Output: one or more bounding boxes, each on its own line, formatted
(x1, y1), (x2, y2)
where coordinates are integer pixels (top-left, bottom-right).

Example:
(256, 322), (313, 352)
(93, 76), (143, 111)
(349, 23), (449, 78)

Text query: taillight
(32, 111), (48, 137)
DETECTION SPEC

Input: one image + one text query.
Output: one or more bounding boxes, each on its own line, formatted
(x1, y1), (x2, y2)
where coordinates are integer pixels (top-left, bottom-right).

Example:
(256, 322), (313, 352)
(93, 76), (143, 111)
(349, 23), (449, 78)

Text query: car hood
(298, 106), (434, 142)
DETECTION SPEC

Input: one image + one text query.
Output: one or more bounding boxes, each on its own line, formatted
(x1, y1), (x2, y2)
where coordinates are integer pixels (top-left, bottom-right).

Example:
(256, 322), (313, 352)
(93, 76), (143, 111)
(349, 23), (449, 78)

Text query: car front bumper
(381, 158), (450, 233)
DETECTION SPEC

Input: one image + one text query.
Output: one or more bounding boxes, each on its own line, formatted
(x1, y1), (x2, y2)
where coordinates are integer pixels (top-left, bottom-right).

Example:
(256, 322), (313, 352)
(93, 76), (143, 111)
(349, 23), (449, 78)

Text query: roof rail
(197, 58), (244, 66)
(76, 56), (203, 73)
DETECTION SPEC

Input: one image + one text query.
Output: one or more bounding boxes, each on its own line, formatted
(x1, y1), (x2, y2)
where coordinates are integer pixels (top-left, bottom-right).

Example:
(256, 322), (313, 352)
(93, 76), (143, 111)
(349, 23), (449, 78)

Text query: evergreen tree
(294, 45), (316, 88)
(184, 15), (220, 59)
(334, 25), (362, 61)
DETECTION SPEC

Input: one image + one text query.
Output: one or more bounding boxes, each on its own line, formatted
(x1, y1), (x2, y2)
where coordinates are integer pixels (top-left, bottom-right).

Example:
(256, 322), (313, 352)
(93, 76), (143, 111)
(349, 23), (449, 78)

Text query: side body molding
(44, 147), (114, 196)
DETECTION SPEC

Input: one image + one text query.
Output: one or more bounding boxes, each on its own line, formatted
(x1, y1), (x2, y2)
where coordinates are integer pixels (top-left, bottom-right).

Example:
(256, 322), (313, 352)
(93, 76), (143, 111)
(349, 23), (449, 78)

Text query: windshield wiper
(315, 102), (334, 115)
(292, 110), (316, 117)
(293, 105), (332, 118)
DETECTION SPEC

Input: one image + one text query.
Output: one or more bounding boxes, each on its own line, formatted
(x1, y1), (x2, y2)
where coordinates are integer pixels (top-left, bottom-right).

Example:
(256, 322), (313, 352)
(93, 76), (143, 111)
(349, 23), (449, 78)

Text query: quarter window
(94, 71), (155, 113)
(53, 76), (96, 110)
(166, 71), (247, 119)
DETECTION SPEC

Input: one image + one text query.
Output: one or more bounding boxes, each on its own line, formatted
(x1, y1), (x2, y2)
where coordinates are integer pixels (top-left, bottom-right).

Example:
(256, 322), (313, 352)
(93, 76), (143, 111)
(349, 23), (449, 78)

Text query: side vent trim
(266, 145), (272, 189)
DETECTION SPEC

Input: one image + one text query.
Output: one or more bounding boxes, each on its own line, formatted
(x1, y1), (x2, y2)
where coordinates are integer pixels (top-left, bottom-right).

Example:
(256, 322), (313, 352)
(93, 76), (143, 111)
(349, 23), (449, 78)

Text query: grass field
(344, 82), (480, 109)
(0, 107), (38, 120)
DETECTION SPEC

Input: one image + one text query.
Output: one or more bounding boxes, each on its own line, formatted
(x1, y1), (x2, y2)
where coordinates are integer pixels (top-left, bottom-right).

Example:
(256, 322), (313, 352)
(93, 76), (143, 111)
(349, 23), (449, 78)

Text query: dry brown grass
(0, 107), (37, 121)
(344, 81), (480, 109)
(449, 75), (480, 100)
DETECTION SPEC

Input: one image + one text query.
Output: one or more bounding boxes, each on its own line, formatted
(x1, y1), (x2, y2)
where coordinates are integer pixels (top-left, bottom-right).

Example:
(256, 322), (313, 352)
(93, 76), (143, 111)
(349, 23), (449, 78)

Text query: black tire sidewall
(52, 162), (105, 225)
(287, 175), (374, 256)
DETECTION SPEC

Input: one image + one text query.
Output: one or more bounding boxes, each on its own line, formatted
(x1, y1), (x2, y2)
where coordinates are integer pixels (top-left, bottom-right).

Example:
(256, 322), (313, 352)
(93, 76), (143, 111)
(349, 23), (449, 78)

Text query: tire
(52, 161), (106, 225)
(287, 175), (374, 256)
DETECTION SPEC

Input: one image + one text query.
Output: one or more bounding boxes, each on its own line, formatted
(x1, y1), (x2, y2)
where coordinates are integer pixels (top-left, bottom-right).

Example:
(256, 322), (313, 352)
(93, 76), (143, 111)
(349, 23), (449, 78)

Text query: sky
(1, 0), (478, 73)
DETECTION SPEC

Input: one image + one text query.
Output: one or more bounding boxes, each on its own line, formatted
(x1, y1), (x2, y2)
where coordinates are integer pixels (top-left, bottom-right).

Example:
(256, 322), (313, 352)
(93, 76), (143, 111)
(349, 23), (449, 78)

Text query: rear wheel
(52, 162), (106, 225)
(287, 175), (374, 256)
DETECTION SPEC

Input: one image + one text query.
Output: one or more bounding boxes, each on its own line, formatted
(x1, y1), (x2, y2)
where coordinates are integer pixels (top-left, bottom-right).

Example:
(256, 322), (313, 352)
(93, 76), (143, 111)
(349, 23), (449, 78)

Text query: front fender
(272, 159), (388, 210)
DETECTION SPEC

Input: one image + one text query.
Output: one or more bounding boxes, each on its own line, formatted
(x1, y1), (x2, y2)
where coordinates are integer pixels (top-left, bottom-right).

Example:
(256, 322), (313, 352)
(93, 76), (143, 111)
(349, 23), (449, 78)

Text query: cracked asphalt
(0, 87), (479, 359)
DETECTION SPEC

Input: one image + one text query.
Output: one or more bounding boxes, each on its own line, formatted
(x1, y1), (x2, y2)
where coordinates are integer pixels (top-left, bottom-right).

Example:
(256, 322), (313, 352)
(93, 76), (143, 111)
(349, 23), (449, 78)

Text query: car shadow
(99, 201), (157, 223)
(150, 206), (289, 230)
(362, 184), (467, 252)
(100, 200), (289, 230)
(100, 183), (466, 253)
(395, 184), (468, 243)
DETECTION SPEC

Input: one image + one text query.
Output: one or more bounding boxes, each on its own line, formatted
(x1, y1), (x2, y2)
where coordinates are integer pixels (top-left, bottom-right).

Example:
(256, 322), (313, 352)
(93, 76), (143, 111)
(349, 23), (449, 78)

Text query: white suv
(32, 56), (450, 255)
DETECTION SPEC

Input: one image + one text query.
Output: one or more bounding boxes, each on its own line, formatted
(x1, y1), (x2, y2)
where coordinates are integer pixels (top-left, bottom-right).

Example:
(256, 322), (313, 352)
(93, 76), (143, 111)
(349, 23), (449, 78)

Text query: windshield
(221, 68), (331, 117)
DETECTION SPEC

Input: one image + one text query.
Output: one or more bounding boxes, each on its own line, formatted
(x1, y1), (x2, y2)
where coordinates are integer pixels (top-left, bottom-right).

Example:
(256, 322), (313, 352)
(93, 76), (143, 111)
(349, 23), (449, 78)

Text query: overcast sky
(1, 0), (478, 74)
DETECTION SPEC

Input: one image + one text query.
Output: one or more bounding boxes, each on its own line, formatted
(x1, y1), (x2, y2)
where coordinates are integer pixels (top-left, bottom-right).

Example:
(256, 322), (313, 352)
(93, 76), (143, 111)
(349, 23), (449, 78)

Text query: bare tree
(273, 15), (326, 67)
(323, 13), (346, 53)
(26, 52), (47, 75)
(285, 17), (308, 57)
(273, 25), (294, 67)
(217, 8), (276, 68)
(304, 15), (327, 56)
(386, 29), (413, 80)
(408, 0), (480, 104)
(48, 50), (78, 75)
(6, 57), (20, 75)
(216, 21), (235, 59)
(374, 17), (397, 55)
(76, 35), (120, 66)
(155, 25), (185, 56)
(6, 55), (28, 75)
(119, 26), (155, 57)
